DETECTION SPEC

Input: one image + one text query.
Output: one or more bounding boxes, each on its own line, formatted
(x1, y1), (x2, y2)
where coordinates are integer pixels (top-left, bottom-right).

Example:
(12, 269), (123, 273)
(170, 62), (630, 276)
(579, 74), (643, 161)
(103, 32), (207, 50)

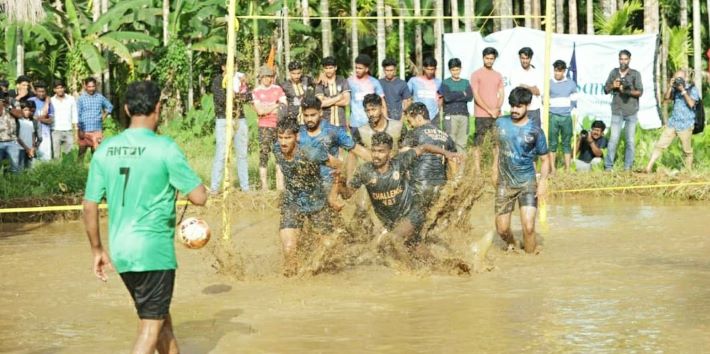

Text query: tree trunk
(399, 2), (406, 79)
(284, 7), (290, 65)
(602, 0), (614, 18)
(16, 28), (24, 76)
(618, 0), (624, 10)
(162, 0), (169, 46)
(301, 0), (309, 25)
(498, 0), (514, 30)
(532, 0), (541, 29)
(321, 0), (332, 57)
(451, 0), (460, 32)
(644, 0), (659, 34)
(568, 0), (578, 34)
(464, 0), (473, 31)
(187, 42), (193, 109)
(377, 0), (386, 77)
(555, 0), (564, 33)
(435, 0), (444, 78)
(92, 0), (103, 87)
(660, 16), (669, 121)
(414, 0), (422, 69)
(692, 0), (702, 92)
(351, 0), (359, 66)
(586, 0), (594, 34)
(523, 0), (532, 28)
(102, 0), (111, 100)
(680, 0), (688, 27)
(252, 1), (260, 84)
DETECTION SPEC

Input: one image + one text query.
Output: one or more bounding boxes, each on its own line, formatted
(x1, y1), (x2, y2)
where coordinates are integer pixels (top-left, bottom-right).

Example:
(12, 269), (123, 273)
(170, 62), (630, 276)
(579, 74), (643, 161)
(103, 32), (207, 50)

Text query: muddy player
(492, 87), (550, 254)
(275, 119), (343, 276)
(401, 102), (458, 212)
(83, 81), (208, 354)
(331, 132), (460, 267)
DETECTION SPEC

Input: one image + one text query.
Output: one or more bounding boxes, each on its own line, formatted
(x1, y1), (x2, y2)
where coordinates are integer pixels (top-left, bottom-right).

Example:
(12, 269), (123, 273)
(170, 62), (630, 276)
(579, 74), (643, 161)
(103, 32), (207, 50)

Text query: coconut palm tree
(644, 0), (659, 33)
(321, 0), (332, 57)
(601, 0), (614, 18)
(680, 0), (688, 27)
(532, 0), (541, 29)
(587, 0), (594, 34)
(376, 0), (385, 76)
(302, 0), (309, 25)
(163, 0), (170, 45)
(463, 0), (475, 31)
(498, 0), (513, 30)
(351, 0), (358, 65)
(555, 0), (564, 32)
(1, 0), (46, 76)
(435, 0), (443, 78)
(692, 0), (701, 91)
(523, 0), (532, 28)
(414, 0), (422, 69)
(569, 0), (578, 34)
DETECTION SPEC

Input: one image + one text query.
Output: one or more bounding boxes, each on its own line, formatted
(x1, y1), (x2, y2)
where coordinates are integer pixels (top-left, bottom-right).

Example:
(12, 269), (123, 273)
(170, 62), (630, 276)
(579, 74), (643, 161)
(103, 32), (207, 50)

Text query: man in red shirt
(253, 66), (287, 190)
(470, 47), (504, 174)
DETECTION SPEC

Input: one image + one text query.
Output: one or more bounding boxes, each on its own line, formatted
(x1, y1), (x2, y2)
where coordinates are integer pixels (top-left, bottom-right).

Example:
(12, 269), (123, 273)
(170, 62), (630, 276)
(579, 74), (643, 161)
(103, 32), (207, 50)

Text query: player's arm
(83, 199), (112, 282)
(349, 144), (371, 162)
(187, 185), (208, 206)
(336, 91), (351, 107)
(413, 144), (462, 164)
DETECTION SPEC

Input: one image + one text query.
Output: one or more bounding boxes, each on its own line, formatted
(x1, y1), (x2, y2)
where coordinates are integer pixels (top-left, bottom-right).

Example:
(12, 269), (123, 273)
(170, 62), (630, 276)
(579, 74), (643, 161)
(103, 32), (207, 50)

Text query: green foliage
(0, 153), (88, 200)
(665, 24), (692, 73)
(162, 93), (215, 139)
(594, 0), (643, 35)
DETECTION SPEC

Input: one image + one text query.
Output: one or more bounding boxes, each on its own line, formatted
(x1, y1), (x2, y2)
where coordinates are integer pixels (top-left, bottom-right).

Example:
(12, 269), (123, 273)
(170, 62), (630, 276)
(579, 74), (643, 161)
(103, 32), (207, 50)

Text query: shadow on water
(0, 222), (52, 239)
(202, 284), (232, 295)
(176, 309), (255, 353)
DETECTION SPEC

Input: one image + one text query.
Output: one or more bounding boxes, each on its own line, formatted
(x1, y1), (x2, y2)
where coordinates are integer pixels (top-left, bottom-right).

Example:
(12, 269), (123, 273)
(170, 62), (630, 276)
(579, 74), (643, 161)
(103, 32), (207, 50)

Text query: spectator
(407, 56), (442, 127)
(511, 47), (542, 127)
(548, 60), (578, 172)
(28, 81), (54, 161)
(77, 77), (113, 159)
(348, 54), (387, 132)
(50, 81), (78, 159)
(315, 56), (350, 132)
(379, 58), (411, 121)
(439, 58), (473, 152)
(210, 60), (251, 193)
(603, 49), (643, 171)
(470, 47), (504, 173)
(17, 100), (39, 170)
(280, 61), (314, 124)
(0, 93), (21, 173)
(252, 65), (286, 191)
(644, 70), (699, 172)
(8, 75), (34, 118)
(575, 120), (608, 172)
(0, 79), (8, 94)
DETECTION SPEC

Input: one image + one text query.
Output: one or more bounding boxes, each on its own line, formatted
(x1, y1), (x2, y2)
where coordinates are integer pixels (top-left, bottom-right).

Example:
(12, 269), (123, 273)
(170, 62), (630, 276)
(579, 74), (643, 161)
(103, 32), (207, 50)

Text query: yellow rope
(0, 200), (190, 214)
(551, 181), (710, 194)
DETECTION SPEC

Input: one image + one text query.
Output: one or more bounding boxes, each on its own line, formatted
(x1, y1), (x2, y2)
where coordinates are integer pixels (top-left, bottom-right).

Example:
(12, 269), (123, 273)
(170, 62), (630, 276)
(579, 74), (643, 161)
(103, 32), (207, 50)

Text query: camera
(580, 130), (588, 139)
(673, 77), (685, 88)
(619, 76), (631, 88)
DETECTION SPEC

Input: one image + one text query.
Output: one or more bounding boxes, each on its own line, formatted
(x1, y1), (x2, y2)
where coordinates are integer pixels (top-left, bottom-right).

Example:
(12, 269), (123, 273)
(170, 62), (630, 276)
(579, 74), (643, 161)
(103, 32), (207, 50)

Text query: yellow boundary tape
(2, 182), (709, 214)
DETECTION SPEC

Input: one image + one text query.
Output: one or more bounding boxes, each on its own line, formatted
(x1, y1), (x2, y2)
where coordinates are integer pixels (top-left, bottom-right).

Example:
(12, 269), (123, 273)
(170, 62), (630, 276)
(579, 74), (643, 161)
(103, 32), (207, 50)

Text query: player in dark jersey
(492, 87), (550, 254)
(275, 119), (342, 276)
(401, 102), (458, 211)
(330, 132), (461, 268)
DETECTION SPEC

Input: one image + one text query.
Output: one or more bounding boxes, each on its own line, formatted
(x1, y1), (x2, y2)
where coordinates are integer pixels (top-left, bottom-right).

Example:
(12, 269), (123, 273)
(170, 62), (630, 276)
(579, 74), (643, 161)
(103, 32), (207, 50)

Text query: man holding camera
(603, 49), (643, 171)
(644, 70), (699, 172)
(575, 120), (608, 172)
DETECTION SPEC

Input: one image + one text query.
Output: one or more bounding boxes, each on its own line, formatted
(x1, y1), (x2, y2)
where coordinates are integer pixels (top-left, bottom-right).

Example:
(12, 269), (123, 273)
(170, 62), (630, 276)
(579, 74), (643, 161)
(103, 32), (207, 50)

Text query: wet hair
(518, 47), (534, 58)
(288, 61), (302, 71)
(363, 93), (382, 108)
(482, 47), (498, 58)
(553, 60), (567, 70)
(125, 80), (161, 116)
(619, 49), (631, 58)
(405, 102), (430, 121)
(16, 75), (31, 84)
(84, 77), (97, 85)
(423, 56), (437, 68)
(448, 58), (462, 69)
(53, 80), (66, 88)
(591, 120), (606, 131)
(381, 58), (396, 68)
(355, 54), (372, 67)
(300, 93), (322, 110)
(277, 118), (300, 135)
(371, 131), (393, 149)
(508, 87), (533, 107)
(21, 100), (36, 110)
(33, 81), (47, 90)
(322, 56), (337, 67)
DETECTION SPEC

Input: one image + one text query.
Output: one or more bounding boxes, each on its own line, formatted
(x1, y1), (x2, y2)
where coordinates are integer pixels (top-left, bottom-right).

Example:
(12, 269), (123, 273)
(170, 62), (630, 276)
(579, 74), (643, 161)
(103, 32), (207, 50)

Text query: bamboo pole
(222, 0), (238, 240)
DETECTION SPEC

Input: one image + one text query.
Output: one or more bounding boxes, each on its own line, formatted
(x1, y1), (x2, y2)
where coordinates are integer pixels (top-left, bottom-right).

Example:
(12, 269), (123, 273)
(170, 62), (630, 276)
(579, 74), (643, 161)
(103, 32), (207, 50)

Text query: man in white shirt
(50, 81), (78, 159)
(511, 47), (542, 127)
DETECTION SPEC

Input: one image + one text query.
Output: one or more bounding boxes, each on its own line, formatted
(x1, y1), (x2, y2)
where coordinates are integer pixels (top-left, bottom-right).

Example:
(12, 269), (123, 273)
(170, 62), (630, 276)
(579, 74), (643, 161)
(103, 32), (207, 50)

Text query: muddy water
(1, 197), (709, 353)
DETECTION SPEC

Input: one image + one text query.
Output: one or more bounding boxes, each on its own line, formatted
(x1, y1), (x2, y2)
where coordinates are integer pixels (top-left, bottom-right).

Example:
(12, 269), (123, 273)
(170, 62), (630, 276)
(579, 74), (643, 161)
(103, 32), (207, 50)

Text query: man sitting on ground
(575, 120), (607, 172)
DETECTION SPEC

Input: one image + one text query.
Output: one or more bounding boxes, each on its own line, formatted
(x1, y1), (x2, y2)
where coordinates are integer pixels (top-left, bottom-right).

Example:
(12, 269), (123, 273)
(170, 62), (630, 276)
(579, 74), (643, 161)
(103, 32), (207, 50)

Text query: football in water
(178, 217), (211, 249)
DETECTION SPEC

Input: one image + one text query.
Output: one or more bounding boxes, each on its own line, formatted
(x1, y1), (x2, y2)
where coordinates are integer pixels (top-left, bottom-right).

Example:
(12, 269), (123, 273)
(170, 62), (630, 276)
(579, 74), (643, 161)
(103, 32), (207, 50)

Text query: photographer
(575, 120), (608, 172)
(644, 70), (699, 172)
(603, 49), (643, 171)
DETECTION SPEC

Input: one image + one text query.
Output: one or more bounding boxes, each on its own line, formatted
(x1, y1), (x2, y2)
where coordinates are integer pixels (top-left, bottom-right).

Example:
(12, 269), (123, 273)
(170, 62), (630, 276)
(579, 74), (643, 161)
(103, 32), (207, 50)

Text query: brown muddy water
(1, 197), (709, 353)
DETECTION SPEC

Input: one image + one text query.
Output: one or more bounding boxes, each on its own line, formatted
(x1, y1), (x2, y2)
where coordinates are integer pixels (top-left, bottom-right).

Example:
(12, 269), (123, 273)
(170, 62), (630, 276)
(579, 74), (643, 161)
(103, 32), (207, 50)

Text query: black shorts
(413, 183), (443, 211)
(494, 182), (538, 215)
(474, 117), (496, 146)
(280, 206), (333, 233)
(120, 269), (175, 320)
(381, 207), (425, 245)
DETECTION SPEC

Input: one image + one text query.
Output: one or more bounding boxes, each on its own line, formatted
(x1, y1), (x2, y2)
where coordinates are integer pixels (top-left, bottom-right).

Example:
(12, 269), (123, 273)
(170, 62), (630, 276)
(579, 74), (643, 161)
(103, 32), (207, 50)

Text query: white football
(178, 217), (211, 249)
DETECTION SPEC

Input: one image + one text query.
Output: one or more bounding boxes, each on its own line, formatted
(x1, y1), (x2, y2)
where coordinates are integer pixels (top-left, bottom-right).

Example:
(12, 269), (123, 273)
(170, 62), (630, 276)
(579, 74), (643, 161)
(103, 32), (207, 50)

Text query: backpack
(690, 85), (705, 134)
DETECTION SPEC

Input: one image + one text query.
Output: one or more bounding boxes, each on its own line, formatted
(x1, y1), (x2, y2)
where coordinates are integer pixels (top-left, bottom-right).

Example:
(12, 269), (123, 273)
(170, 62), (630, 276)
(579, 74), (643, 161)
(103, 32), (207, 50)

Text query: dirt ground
(1, 195), (709, 353)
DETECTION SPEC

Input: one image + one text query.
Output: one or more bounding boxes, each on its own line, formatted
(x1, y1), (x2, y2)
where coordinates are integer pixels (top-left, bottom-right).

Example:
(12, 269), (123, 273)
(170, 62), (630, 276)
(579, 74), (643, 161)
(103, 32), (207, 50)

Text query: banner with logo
(443, 27), (661, 129)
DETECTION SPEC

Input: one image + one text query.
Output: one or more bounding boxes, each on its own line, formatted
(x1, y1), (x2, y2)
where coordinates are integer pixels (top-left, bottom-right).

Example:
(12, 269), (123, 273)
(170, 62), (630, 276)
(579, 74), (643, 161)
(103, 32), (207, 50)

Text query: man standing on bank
(603, 49), (643, 171)
(492, 87), (550, 254)
(470, 47), (504, 174)
(83, 81), (207, 354)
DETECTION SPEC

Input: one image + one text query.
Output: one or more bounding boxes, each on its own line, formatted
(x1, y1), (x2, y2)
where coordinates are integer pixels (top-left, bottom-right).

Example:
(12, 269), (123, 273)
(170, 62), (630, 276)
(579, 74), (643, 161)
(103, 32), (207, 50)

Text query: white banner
(443, 27), (661, 129)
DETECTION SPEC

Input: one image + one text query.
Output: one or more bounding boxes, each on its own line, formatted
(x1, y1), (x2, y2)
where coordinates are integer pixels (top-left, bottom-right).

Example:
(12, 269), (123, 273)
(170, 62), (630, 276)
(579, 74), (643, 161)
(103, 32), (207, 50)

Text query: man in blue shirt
(379, 58), (412, 121)
(492, 87), (550, 254)
(77, 77), (113, 159)
(645, 70), (700, 172)
(348, 54), (387, 131)
(407, 57), (442, 127)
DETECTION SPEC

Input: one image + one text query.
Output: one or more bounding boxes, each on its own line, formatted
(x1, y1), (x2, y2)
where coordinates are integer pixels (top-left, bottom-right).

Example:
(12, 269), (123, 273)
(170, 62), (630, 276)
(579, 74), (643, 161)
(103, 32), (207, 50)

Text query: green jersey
(84, 128), (202, 273)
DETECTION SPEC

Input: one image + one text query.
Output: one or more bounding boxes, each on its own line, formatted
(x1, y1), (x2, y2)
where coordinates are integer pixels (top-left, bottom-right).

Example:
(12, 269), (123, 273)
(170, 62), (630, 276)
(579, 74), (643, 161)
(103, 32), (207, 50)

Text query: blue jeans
(605, 113), (638, 170)
(0, 141), (21, 173)
(210, 118), (250, 191)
